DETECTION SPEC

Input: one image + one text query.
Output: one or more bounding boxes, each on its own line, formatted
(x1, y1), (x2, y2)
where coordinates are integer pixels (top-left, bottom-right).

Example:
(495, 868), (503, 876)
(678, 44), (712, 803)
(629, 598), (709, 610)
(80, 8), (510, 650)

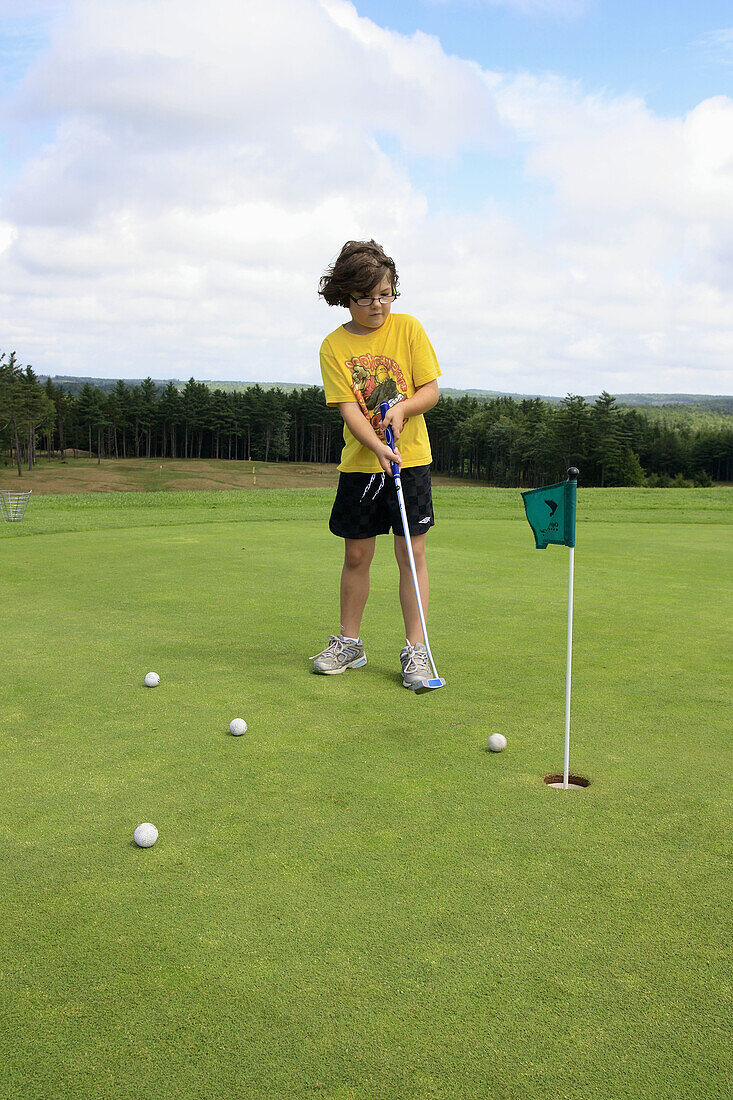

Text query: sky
(1, 0), (732, 396)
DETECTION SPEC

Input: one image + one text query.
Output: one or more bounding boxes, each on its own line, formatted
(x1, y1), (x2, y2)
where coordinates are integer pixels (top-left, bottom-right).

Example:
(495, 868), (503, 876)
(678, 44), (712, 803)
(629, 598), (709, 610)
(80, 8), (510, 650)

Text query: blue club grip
(379, 401), (401, 479)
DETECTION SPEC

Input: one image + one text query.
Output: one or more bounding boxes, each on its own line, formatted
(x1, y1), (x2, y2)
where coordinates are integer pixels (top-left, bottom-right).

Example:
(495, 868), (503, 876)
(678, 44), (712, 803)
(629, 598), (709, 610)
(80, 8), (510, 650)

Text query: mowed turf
(0, 455), (464, 494)
(1, 486), (731, 1100)
(0, 456), (344, 494)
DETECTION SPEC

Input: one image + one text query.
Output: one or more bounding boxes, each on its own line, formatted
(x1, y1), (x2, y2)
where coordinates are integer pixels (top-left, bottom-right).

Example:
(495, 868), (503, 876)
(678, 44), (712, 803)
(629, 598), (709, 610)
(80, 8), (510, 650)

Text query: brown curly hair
(318, 240), (399, 308)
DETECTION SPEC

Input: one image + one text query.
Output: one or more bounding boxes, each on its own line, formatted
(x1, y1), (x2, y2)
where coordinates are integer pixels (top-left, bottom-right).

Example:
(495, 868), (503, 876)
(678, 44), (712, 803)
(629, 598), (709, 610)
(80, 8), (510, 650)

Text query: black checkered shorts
(329, 465), (435, 540)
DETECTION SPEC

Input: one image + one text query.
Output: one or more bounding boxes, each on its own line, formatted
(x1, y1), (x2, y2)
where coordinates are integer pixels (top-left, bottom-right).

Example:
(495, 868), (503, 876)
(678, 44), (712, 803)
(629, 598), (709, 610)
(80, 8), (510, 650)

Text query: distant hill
(603, 393), (733, 414)
(38, 375), (733, 415)
(40, 375), (311, 396)
(439, 388), (733, 414)
(193, 380), (314, 395)
(39, 376), (178, 395)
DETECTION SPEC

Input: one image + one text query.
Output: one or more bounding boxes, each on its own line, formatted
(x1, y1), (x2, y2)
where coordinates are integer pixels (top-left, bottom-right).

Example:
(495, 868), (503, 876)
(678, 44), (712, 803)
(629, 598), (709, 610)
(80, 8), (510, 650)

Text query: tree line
(2, 351), (731, 486)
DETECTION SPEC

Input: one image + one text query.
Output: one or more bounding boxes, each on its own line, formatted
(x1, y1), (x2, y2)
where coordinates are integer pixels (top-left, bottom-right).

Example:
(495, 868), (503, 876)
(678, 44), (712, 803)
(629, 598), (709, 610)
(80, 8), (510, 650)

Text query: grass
(0, 455), (465, 495)
(0, 455), (343, 494)
(1, 481), (731, 1099)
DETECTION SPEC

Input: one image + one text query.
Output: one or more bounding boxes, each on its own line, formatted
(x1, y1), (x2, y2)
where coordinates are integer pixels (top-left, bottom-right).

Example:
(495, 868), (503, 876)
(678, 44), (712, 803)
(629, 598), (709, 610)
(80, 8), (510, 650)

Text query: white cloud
(320, 1), (507, 157)
(0, 0), (731, 395)
(0, 219), (16, 253)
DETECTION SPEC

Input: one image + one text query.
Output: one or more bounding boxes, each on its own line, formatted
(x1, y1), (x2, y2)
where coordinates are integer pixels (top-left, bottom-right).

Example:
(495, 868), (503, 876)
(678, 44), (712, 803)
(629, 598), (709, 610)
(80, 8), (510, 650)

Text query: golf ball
(133, 822), (158, 848)
(487, 733), (507, 753)
(229, 718), (247, 736)
(144, 672), (160, 687)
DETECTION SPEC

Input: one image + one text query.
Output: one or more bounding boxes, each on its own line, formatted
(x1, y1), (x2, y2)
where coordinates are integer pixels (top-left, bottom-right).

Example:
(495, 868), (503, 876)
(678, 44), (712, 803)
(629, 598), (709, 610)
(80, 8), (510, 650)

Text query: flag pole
(521, 466), (582, 791)
(563, 467), (579, 789)
(563, 544), (574, 789)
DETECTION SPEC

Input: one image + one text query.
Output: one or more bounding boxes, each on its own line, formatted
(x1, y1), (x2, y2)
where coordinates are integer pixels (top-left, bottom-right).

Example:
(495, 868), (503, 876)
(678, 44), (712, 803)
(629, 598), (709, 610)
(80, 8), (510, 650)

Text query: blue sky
(356, 0), (733, 115)
(367, 1), (733, 221)
(0, 0), (732, 395)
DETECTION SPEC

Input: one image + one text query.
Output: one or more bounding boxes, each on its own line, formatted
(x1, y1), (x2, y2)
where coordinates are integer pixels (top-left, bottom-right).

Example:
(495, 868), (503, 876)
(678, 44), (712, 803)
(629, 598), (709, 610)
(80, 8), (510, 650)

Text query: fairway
(1, 486), (731, 1099)
(0, 456), (466, 495)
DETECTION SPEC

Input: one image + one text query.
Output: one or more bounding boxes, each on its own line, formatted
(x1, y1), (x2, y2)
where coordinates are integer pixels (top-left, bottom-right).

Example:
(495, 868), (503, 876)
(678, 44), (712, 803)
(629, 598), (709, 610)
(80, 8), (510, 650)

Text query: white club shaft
(394, 473), (439, 680)
(563, 546), (575, 789)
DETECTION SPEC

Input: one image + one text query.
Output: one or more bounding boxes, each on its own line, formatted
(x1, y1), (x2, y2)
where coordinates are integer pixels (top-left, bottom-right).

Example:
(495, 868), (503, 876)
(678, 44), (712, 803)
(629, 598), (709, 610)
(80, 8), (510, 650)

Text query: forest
(2, 351), (732, 486)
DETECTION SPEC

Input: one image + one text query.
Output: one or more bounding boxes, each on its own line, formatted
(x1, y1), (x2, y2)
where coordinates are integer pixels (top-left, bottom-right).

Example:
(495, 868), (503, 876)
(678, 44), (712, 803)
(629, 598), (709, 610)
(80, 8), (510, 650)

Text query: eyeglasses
(349, 293), (400, 307)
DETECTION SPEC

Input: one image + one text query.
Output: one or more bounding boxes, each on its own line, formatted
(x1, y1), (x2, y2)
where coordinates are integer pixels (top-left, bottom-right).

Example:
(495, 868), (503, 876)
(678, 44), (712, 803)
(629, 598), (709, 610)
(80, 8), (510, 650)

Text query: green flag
(521, 477), (577, 549)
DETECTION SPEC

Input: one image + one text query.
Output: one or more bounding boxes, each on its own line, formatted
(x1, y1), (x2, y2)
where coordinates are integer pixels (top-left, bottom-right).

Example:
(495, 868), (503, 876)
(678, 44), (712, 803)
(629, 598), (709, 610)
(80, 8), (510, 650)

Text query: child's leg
(393, 533), (428, 645)
(340, 536), (376, 638)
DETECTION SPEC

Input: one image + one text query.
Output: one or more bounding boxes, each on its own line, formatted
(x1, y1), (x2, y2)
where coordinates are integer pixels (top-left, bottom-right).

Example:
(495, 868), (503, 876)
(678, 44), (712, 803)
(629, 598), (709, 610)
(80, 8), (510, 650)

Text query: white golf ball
(144, 672), (160, 688)
(133, 822), (158, 848)
(229, 718), (247, 736)
(487, 733), (507, 753)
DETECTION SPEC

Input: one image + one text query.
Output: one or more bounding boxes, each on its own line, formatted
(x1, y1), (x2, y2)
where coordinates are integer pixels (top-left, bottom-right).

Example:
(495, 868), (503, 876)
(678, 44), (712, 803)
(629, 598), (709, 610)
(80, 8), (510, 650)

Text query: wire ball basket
(0, 489), (32, 522)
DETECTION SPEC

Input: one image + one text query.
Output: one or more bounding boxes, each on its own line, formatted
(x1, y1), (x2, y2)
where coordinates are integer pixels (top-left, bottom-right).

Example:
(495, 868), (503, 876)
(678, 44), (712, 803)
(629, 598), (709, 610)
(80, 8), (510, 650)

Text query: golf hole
(543, 774), (590, 790)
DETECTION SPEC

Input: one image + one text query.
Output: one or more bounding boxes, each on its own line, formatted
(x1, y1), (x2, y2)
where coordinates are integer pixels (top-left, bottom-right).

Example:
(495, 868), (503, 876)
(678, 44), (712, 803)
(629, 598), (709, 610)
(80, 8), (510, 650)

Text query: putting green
(1, 487), (730, 1099)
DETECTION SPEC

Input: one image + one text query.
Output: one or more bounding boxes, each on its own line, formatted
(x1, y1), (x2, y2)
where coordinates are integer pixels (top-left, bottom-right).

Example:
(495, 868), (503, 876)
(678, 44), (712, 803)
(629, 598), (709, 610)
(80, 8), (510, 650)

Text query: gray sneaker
(400, 642), (430, 689)
(310, 634), (367, 675)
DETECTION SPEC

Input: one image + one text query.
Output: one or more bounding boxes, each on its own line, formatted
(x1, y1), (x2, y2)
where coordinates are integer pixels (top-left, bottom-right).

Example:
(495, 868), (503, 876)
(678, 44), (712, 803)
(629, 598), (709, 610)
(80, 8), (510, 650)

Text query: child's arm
(381, 379), (439, 441)
(338, 401), (402, 475)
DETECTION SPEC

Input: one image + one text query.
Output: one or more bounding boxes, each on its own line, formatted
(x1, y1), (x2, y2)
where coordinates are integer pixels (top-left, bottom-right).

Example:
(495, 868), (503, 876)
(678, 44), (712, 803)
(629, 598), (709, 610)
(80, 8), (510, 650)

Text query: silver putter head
(411, 677), (446, 694)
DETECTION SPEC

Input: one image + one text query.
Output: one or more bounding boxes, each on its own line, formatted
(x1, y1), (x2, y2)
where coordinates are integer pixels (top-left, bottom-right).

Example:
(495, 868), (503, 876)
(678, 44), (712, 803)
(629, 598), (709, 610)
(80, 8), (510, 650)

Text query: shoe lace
(309, 635), (346, 661)
(402, 643), (428, 673)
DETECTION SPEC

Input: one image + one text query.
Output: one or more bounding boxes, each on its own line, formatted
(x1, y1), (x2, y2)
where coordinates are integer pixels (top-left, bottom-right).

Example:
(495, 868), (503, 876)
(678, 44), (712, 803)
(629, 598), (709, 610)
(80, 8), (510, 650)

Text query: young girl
(310, 240), (441, 689)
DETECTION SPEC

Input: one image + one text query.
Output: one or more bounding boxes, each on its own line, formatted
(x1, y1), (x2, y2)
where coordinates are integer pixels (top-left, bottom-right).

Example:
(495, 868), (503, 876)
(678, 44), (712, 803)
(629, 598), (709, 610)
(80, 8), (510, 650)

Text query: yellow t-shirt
(319, 313), (442, 473)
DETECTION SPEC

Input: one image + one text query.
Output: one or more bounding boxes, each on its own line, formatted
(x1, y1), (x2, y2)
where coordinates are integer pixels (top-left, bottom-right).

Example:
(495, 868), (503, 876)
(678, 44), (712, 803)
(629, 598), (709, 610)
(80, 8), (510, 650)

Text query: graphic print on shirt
(346, 354), (408, 438)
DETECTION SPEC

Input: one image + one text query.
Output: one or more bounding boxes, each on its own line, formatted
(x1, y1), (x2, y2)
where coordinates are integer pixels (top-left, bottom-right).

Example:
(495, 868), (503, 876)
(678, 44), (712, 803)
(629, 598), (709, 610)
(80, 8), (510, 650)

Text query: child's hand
(377, 442), (401, 476)
(381, 404), (406, 441)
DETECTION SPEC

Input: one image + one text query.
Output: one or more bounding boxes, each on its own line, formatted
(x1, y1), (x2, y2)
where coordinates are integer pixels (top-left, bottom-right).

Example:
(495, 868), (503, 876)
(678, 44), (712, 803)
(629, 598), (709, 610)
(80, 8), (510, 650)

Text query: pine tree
(591, 392), (625, 486)
(0, 352), (24, 476)
(158, 382), (182, 459)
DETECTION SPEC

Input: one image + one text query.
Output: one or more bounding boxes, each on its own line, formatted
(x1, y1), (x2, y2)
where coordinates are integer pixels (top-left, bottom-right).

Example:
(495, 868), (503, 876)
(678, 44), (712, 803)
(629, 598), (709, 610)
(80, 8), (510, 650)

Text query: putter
(380, 400), (446, 694)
